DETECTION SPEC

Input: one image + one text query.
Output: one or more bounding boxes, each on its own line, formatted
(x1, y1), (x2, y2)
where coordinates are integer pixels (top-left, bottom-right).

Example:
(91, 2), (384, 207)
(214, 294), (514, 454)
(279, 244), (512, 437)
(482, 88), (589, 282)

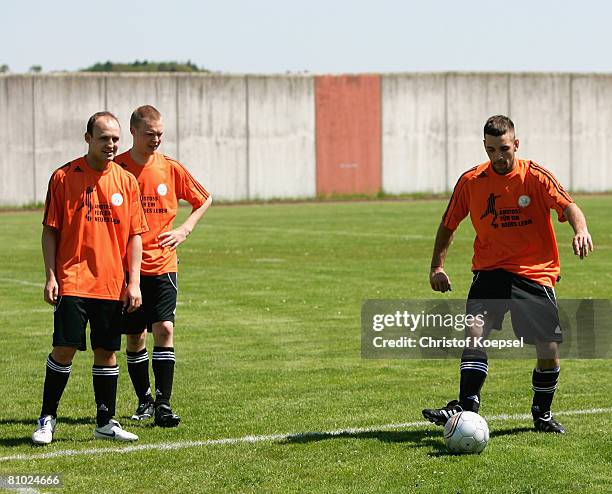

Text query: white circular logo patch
(518, 195), (531, 208)
(111, 193), (124, 206)
(157, 184), (168, 196)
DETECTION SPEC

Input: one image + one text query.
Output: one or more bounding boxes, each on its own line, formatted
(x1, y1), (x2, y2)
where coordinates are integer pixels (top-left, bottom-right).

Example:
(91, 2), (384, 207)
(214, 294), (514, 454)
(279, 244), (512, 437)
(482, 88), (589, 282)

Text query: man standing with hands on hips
(116, 105), (211, 427)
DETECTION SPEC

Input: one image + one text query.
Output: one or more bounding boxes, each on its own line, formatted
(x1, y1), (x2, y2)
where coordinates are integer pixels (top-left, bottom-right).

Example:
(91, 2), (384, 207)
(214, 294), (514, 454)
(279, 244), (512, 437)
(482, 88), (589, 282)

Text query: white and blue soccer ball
(443, 411), (489, 454)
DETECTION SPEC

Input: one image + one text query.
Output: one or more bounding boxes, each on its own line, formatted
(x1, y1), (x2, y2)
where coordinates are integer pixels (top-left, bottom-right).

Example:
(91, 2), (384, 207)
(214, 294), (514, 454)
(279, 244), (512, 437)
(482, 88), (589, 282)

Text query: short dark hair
(484, 115), (515, 137)
(86, 111), (119, 136)
(130, 105), (162, 129)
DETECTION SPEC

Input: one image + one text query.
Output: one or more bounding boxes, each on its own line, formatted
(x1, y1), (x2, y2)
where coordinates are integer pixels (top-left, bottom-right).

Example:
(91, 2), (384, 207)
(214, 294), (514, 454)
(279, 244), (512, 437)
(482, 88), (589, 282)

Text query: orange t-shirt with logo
(442, 159), (573, 287)
(43, 157), (149, 300)
(115, 151), (210, 275)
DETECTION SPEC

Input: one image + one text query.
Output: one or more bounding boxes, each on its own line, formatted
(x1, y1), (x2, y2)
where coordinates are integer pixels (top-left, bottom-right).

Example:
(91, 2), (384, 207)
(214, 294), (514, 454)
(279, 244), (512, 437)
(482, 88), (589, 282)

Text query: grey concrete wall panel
(571, 75), (612, 191)
(446, 74), (509, 188)
(509, 74), (571, 188)
(0, 76), (35, 205)
(33, 74), (105, 202)
(247, 76), (316, 199)
(382, 74), (446, 193)
(178, 76), (247, 201)
(105, 74), (178, 157)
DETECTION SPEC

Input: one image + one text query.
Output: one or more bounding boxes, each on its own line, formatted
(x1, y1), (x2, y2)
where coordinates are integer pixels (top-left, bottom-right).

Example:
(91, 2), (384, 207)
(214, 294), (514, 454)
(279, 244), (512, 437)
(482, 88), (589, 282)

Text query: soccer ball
(443, 411), (489, 454)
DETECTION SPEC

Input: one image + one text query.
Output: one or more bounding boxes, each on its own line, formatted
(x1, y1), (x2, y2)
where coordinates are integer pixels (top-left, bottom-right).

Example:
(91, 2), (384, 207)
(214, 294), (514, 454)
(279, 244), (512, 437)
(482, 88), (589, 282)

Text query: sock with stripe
(41, 354), (72, 418)
(152, 347), (175, 407)
(459, 348), (488, 412)
(531, 367), (560, 415)
(126, 349), (153, 404)
(92, 365), (119, 427)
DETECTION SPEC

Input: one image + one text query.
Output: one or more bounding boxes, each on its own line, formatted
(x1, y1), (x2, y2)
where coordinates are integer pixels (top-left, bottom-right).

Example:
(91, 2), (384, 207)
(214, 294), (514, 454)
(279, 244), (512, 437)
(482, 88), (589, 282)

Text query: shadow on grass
(427, 425), (534, 457)
(0, 416), (96, 448)
(282, 424), (534, 455)
(0, 417), (96, 426)
(282, 428), (446, 452)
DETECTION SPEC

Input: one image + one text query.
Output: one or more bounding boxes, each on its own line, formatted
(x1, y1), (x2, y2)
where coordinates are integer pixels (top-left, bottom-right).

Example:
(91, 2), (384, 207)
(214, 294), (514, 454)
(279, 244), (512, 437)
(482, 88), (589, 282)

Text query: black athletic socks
(531, 367), (560, 414)
(152, 347), (175, 406)
(92, 365), (119, 427)
(127, 349), (153, 403)
(459, 348), (488, 412)
(41, 354), (72, 418)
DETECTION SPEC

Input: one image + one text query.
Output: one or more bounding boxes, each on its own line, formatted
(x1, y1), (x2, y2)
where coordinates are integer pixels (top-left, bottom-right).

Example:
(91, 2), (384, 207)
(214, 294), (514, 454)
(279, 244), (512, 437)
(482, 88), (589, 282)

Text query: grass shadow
(282, 428), (446, 452)
(0, 417), (96, 426)
(427, 425), (535, 457)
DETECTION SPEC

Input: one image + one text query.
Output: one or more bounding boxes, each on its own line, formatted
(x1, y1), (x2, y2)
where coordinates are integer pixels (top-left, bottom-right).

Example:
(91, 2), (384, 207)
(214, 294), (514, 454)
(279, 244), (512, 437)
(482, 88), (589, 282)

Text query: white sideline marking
(0, 277), (43, 288)
(1, 407), (609, 463)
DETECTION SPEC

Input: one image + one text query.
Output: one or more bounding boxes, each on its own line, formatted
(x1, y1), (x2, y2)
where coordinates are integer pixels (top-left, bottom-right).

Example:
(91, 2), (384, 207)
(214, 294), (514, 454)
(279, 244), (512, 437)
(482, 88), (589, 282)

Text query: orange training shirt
(442, 159), (573, 287)
(115, 151), (210, 275)
(43, 157), (149, 300)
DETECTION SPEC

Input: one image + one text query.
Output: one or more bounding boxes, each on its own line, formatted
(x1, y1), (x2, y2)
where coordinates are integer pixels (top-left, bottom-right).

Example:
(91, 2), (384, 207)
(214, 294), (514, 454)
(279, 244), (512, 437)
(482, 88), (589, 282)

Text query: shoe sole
(422, 410), (447, 426)
(155, 416), (181, 428)
(130, 414), (153, 421)
(32, 437), (52, 445)
(94, 432), (139, 441)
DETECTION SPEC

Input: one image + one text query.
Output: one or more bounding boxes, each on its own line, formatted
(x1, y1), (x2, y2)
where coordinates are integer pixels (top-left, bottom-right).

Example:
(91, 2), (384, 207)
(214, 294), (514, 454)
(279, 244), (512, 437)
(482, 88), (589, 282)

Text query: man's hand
(123, 282), (142, 313)
(572, 231), (594, 259)
(44, 278), (59, 305)
(158, 227), (189, 250)
(430, 267), (452, 293)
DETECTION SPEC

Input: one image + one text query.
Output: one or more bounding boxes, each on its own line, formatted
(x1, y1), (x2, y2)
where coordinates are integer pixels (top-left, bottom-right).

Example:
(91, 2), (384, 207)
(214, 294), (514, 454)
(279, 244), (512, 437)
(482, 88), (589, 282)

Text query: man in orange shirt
(115, 105), (211, 427)
(422, 115), (593, 433)
(33, 112), (148, 444)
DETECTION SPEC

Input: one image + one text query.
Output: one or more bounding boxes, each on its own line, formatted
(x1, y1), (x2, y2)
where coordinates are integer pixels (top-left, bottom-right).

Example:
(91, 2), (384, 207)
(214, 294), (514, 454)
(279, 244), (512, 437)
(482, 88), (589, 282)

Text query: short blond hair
(130, 105), (162, 129)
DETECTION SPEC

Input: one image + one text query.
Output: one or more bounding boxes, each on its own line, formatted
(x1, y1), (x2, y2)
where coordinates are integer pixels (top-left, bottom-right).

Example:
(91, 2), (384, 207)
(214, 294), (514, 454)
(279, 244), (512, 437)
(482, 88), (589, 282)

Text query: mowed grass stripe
(1, 407), (609, 463)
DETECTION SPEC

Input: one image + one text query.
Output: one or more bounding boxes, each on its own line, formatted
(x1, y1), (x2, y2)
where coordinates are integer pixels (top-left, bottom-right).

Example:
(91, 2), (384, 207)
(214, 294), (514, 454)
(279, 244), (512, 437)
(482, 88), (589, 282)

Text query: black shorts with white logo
(121, 272), (178, 334)
(466, 269), (562, 344)
(53, 296), (123, 351)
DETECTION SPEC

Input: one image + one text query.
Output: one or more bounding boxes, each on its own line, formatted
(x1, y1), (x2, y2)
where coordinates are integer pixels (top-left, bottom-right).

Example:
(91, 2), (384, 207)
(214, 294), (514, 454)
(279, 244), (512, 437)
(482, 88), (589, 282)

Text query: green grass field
(0, 196), (611, 493)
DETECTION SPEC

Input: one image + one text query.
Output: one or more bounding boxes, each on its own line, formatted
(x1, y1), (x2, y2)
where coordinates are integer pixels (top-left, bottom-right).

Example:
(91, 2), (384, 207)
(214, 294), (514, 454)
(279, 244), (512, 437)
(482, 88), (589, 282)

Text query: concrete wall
(1, 72), (611, 206)
(382, 74), (446, 193)
(178, 75), (247, 201)
(445, 74), (510, 188)
(0, 76), (35, 204)
(106, 74), (179, 159)
(509, 74), (571, 188)
(247, 75), (315, 199)
(33, 74), (106, 203)
(571, 75), (612, 192)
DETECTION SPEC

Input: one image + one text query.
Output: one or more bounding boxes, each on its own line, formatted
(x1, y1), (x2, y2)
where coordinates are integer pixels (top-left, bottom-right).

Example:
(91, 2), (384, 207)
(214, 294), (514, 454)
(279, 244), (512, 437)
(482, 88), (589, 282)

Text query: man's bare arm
(429, 222), (456, 292)
(123, 234), (143, 313)
(564, 203), (594, 259)
(158, 195), (213, 250)
(42, 225), (59, 305)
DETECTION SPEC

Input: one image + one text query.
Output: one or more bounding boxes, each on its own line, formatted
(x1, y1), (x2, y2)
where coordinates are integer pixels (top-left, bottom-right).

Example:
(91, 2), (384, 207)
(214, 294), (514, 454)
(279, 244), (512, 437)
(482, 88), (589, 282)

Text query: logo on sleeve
(157, 184), (168, 196)
(518, 195), (531, 208)
(111, 193), (124, 206)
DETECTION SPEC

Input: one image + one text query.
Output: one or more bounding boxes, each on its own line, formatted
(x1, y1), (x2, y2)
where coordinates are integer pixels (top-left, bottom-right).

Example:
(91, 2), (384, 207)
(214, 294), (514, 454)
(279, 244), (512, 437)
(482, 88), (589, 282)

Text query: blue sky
(2, 0), (610, 74)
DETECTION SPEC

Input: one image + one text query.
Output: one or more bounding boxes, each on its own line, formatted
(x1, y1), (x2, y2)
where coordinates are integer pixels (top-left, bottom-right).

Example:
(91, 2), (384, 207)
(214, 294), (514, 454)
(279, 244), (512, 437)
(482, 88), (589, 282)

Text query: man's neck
(129, 147), (154, 166)
(85, 154), (110, 172)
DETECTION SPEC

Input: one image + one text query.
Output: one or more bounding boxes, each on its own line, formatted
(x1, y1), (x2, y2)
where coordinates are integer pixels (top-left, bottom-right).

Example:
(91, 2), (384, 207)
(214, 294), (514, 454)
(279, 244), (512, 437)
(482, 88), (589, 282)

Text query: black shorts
(53, 296), (123, 351)
(466, 269), (562, 345)
(121, 273), (178, 334)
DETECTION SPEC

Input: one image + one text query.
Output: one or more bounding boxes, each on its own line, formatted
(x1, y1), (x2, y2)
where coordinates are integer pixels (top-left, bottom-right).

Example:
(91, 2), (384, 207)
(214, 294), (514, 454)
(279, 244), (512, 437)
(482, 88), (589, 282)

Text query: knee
(126, 332), (147, 352)
(152, 321), (174, 345)
(51, 346), (77, 365)
(93, 348), (116, 366)
(153, 321), (173, 338)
